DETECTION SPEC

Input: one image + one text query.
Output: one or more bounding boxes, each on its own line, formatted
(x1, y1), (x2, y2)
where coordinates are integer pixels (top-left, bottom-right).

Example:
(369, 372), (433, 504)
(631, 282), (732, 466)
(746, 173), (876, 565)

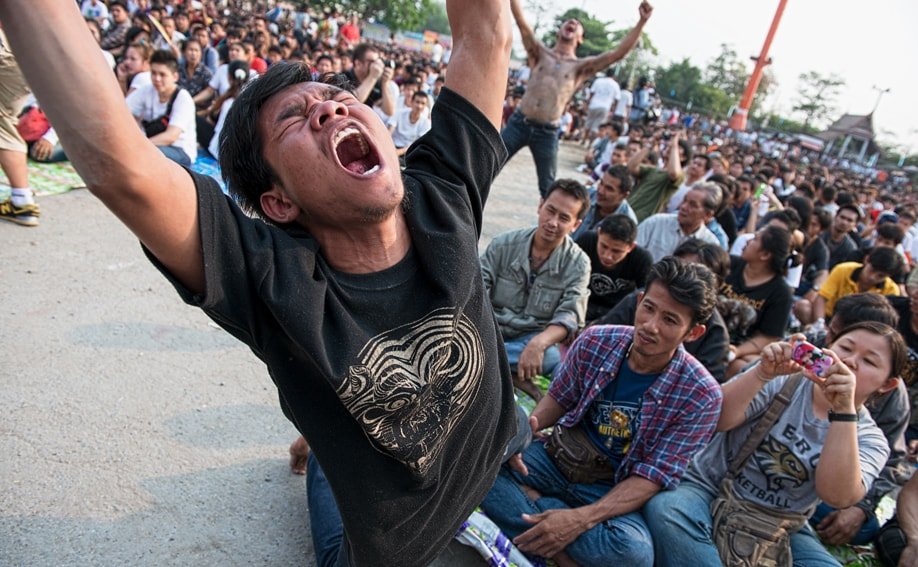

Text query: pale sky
(517, 0), (918, 155)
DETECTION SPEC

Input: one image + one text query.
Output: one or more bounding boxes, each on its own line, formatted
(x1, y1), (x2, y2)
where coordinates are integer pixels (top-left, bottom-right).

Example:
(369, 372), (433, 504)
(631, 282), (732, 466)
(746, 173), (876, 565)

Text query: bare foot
(514, 377), (543, 402)
(289, 435), (309, 475)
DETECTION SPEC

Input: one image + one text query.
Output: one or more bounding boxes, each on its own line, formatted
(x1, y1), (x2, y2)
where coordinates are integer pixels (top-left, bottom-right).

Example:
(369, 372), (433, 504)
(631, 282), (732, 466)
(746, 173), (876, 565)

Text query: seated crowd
(18, 2), (918, 566)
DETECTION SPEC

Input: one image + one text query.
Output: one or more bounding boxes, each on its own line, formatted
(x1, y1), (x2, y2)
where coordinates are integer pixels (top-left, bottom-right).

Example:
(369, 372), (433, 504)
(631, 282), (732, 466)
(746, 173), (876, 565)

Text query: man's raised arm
(578, 2), (653, 78)
(509, 0), (541, 66)
(444, 0), (512, 130)
(0, 2), (203, 293)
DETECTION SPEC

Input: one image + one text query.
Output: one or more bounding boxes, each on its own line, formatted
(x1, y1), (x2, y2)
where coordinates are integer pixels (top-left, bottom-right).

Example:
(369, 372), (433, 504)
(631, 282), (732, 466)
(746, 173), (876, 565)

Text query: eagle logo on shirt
(753, 435), (808, 491)
(337, 307), (484, 477)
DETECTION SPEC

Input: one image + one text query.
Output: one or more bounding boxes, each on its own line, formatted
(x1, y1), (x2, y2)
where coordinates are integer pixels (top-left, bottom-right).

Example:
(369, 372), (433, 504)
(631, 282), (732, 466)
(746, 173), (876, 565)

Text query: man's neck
(310, 210), (412, 274)
(628, 347), (672, 374)
(597, 202), (620, 218)
(679, 220), (702, 236)
(553, 38), (578, 59)
(530, 236), (561, 263)
(830, 229), (847, 243)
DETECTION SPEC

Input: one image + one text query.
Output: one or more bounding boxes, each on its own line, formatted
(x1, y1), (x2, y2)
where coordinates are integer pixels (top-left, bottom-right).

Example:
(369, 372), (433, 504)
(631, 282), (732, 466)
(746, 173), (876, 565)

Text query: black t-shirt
(820, 230), (857, 269)
(146, 89), (515, 566)
(797, 238), (829, 294)
(575, 231), (653, 321)
(720, 257), (793, 343)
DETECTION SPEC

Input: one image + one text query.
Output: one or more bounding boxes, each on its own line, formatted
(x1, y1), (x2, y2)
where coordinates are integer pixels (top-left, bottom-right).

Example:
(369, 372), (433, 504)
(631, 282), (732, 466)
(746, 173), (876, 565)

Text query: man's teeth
(333, 127), (368, 154)
(363, 164), (380, 176)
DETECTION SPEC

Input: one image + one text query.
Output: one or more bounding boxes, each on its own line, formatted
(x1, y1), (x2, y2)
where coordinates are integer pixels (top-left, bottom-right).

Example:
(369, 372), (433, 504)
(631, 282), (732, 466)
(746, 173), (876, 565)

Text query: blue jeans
(306, 454), (350, 567)
(480, 442), (654, 567)
(157, 145), (191, 166)
(808, 502), (880, 545)
(501, 109), (559, 198)
(643, 480), (841, 567)
(503, 332), (562, 377)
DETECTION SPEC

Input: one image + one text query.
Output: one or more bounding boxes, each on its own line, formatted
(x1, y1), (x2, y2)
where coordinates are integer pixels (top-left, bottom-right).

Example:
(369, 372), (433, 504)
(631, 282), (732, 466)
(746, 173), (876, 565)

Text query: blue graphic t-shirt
(583, 359), (659, 471)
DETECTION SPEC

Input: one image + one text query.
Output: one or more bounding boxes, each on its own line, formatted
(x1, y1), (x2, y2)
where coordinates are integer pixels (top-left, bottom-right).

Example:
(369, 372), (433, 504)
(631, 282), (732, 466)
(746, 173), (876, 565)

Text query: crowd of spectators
(14, 1), (918, 565)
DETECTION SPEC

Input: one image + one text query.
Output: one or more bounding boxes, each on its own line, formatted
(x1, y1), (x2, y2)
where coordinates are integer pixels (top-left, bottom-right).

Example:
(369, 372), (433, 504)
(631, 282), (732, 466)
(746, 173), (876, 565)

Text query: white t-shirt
(81, 0), (109, 20)
(390, 108), (432, 148)
(371, 80), (401, 124)
(129, 71), (152, 93)
(589, 76), (620, 111)
(209, 64), (257, 96)
(614, 89), (633, 117)
(126, 84), (197, 161)
(208, 98), (235, 160)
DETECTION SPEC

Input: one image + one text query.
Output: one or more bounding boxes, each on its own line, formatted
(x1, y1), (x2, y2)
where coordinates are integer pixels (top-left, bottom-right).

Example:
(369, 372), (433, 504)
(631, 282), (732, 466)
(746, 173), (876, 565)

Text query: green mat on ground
(0, 160), (85, 198)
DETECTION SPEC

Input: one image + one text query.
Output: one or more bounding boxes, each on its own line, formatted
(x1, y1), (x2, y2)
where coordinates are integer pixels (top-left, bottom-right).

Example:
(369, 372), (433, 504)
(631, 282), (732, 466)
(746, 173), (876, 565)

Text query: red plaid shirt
(549, 325), (722, 489)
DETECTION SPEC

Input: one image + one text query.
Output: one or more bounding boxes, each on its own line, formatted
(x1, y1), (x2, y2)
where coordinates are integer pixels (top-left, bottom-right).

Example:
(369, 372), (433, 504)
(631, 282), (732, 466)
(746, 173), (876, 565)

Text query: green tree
(309, 0), (434, 33)
(792, 71), (846, 129)
(705, 43), (747, 102)
(540, 8), (614, 57)
(422, 1), (450, 34)
(653, 58), (731, 116)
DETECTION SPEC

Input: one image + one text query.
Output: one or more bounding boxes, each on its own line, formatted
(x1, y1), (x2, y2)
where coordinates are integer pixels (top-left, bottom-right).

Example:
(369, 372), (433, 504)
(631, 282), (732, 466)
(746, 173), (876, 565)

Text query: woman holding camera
(645, 322), (906, 566)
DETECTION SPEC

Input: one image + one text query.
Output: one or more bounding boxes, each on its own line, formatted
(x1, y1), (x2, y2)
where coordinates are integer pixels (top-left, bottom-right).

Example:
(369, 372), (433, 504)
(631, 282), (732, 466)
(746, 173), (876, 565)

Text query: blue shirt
(549, 325), (723, 489)
(584, 358), (658, 470)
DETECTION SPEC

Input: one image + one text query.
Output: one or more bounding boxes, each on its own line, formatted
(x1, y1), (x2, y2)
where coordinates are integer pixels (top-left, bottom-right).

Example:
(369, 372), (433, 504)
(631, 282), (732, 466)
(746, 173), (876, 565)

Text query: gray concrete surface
(0, 142), (583, 566)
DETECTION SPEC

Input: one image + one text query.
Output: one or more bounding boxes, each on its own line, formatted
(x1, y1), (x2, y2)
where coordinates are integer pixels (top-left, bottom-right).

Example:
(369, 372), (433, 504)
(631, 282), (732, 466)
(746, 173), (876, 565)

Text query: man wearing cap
(503, 0), (652, 198)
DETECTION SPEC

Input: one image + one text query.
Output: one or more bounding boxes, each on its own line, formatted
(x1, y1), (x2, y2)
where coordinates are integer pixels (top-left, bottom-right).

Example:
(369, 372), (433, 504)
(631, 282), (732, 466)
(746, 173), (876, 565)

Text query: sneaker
(0, 198), (40, 227)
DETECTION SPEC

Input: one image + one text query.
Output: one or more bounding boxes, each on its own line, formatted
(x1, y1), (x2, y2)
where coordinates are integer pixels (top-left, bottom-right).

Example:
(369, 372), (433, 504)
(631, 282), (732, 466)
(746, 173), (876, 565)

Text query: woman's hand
(816, 347), (858, 413)
(758, 334), (805, 380)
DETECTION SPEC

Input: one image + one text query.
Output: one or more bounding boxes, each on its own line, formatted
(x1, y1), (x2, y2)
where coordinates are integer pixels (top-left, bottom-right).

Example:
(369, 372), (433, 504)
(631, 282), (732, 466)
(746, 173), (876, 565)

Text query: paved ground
(0, 142), (584, 566)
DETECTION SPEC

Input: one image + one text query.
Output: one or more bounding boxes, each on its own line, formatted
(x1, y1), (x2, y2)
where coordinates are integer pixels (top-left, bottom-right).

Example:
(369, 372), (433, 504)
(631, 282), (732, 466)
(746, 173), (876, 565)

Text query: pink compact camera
(791, 340), (832, 378)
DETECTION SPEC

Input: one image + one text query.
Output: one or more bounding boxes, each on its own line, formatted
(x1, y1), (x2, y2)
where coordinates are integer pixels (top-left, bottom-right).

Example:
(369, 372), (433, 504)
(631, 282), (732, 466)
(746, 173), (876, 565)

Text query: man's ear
(684, 323), (706, 343)
(260, 186), (302, 224)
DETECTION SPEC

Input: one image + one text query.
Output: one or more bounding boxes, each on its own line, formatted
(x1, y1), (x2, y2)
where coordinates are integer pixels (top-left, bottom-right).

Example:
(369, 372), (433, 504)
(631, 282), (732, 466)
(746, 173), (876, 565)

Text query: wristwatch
(827, 410), (858, 422)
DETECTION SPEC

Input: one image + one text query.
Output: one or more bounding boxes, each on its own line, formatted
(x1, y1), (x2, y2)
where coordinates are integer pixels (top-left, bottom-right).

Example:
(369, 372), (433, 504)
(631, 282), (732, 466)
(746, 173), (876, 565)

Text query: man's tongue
(337, 134), (378, 175)
(345, 156), (376, 175)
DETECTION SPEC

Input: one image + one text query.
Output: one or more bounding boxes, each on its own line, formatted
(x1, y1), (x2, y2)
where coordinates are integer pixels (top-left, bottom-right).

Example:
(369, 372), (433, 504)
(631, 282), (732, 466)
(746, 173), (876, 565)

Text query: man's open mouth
(334, 127), (381, 176)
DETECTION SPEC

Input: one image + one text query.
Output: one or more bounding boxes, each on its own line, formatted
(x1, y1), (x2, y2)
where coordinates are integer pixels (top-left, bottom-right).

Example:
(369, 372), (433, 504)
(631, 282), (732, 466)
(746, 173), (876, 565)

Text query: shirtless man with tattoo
(503, 0), (652, 197)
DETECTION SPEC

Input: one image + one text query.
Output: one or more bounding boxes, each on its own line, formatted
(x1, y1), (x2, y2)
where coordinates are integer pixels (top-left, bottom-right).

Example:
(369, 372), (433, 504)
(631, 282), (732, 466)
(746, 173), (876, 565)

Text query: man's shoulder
(579, 324), (633, 349)
(663, 349), (722, 400)
(489, 227), (535, 249)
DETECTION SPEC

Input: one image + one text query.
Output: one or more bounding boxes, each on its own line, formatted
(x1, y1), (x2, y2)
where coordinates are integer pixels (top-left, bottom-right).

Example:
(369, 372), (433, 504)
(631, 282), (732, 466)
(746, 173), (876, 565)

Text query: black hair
(833, 293), (898, 330)
(866, 246), (905, 279)
(837, 202), (863, 221)
(835, 191), (856, 207)
(220, 62), (353, 219)
(876, 223), (905, 245)
(545, 178), (591, 220)
(812, 208), (833, 231)
(150, 49), (179, 73)
(786, 195), (813, 231)
(693, 154), (712, 170)
(678, 139), (693, 167)
(673, 238), (730, 286)
(758, 224), (792, 276)
(597, 214), (638, 244)
(643, 257), (718, 326)
(603, 164), (633, 195)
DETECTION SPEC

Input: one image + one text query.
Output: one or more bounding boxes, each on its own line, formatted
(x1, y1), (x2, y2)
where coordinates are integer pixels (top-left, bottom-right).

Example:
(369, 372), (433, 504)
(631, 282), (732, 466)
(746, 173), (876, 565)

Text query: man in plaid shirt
(481, 257), (723, 566)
